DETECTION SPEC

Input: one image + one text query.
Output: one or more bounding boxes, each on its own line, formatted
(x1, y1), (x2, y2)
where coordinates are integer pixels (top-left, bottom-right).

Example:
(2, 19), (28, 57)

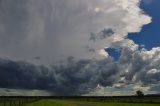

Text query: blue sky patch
(105, 48), (121, 61)
(128, 0), (160, 50)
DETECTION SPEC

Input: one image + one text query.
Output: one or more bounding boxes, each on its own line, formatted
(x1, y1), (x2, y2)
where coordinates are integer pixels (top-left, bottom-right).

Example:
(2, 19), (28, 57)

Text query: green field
(1, 97), (160, 106)
(26, 99), (160, 106)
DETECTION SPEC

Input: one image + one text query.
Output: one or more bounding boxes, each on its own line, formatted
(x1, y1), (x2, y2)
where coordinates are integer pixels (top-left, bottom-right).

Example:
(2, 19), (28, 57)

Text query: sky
(0, 0), (160, 96)
(129, 0), (160, 50)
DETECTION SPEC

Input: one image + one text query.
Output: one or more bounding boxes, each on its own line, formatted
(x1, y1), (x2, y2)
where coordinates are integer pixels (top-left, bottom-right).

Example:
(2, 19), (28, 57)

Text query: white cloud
(99, 49), (109, 58)
(85, 84), (150, 96)
(147, 69), (160, 74)
(133, 84), (151, 92)
(94, 7), (102, 12)
(0, 88), (51, 96)
(0, 0), (151, 65)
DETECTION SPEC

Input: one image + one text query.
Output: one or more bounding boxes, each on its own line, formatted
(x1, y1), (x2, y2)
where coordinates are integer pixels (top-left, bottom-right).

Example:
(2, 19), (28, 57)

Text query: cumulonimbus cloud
(1, 0), (159, 96)
(0, 0), (151, 65)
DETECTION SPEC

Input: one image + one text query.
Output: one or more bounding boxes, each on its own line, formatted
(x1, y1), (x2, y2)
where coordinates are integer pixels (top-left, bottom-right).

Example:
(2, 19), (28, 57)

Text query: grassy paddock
(26, 99), (160, 106)
(0, 96), (160, 106)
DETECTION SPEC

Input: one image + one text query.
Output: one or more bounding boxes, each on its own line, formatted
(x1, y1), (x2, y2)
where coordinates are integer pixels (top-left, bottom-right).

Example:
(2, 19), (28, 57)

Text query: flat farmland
(26, 99), (160, 106)
(1, 96), (160, 106)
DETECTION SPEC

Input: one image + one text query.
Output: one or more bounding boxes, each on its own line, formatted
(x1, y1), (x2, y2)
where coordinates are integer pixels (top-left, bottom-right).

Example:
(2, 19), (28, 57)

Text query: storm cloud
(0, 58), (118, 95)
(0, 0), (151, 65)
(1, 45), (160, 95)
(0, 0), (159, 96)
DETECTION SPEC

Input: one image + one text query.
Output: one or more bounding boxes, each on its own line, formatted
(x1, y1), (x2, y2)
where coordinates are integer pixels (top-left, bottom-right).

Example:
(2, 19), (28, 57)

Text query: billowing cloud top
(0, 0), (159, 96)
(0, 0), (151, 65)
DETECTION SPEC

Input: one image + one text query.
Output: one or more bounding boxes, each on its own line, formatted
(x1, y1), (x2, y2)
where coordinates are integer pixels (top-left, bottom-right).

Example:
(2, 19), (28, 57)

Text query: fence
(0, 96), (40, 106)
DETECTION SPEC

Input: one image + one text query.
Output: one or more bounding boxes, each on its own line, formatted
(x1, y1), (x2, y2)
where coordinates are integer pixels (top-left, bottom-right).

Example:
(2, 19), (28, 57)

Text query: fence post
(4, 98), (6, 106)
(13, 99), (16, 106)
(9, 98), (12, 106)
(18, 98), (21, 106)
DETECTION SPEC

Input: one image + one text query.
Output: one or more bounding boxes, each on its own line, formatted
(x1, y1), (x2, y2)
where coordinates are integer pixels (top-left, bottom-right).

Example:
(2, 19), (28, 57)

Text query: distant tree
(136, 90), (144, 97)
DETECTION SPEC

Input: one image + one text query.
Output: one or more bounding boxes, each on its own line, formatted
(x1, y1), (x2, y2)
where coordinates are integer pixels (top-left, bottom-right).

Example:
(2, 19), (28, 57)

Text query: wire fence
(0, 96), (40, 106)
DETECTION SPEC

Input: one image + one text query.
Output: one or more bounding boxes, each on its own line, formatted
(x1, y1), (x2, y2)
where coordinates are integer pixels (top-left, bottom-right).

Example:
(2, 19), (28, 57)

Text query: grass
(1, 97), (160, 106)
(25, 99), (160, 106)
(26, 99), (73, 106)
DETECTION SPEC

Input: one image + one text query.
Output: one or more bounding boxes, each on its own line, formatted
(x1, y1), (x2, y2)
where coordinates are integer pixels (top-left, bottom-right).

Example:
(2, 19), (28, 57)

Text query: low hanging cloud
(1, 45), (160, 96)
(0, 57), (118, 95)
(1, 0), (159, 96)
(0, 88), (51, 96)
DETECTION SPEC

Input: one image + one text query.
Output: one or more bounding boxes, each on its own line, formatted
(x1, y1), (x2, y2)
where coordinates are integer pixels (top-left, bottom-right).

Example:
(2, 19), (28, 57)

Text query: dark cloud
(90, 33), (97, 42)
(0, 58), (119, 96)
(89, 28), (114, 42)
(1, 45), (160, 95)
(34, 56), (41, 60)
(99, 28), (114, 39)
(0, 58), (55, 90)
